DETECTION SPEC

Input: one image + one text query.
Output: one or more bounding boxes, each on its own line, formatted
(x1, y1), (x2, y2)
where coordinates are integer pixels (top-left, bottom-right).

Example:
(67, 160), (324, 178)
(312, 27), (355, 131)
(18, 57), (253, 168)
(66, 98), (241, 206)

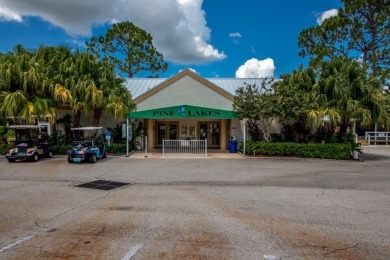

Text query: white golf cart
(5, 125), (53, 162)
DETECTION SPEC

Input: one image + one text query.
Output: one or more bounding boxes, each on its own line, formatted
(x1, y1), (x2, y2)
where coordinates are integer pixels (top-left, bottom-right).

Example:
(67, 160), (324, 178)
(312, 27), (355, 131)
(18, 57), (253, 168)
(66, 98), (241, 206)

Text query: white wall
(56, 109), (125, 133)
(137, 75), (233, 111)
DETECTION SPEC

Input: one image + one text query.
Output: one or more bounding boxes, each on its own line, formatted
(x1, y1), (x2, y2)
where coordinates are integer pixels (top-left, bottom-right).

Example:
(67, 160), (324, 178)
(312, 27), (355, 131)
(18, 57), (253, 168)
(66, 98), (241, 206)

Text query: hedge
(1, 142), (136, 155)
(50, 143), (135, 155)
(51, 145), (73, 155)
(106, 143), (133, 154)
(0, 144), (14, 155)
(245, 141), (354, 159)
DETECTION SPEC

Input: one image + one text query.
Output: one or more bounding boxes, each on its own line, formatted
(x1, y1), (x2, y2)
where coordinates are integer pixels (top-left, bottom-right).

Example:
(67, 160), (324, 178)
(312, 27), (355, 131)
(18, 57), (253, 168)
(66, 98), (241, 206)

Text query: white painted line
(264, 255), (275, 260)
(0, 235), (35, 253)
(122, 244), (144, 260)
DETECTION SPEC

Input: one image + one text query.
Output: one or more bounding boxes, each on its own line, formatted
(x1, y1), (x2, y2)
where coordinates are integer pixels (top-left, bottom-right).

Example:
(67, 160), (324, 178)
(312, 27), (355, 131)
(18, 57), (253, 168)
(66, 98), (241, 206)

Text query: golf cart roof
(70, 127), (103, 131)
(8, 125), (42, 129)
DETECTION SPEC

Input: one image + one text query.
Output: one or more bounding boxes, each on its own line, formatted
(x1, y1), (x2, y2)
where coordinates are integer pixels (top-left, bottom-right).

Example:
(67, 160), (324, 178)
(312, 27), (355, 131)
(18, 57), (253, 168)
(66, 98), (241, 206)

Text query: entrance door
(156, 121), (178, 147)
(199, 121), (220, 148)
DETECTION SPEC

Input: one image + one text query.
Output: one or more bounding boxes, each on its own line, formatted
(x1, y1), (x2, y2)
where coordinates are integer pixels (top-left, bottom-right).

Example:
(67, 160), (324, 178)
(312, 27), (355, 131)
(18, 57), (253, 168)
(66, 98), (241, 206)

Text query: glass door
(168, 122), (178, 140)
(156, 121), (178, 147)
(200, 123), (208, 140)
(210, 123), (220, 147)
(198, 121), (220, 148)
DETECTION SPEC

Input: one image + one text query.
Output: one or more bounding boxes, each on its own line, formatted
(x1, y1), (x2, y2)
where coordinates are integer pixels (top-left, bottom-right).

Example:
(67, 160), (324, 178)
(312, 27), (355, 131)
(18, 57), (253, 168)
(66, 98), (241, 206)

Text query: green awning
(128, 105), (237, 119)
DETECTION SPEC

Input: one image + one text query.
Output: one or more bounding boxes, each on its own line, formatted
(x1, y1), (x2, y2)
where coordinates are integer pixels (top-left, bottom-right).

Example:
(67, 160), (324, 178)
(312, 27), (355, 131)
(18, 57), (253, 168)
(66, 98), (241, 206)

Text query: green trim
(128, 105), (237, 119)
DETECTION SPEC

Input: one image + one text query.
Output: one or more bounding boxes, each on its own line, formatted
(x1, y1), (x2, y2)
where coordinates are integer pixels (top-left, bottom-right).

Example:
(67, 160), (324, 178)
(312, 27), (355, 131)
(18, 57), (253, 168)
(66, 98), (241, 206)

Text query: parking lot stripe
(0, 235), (35, 253)
(122, 244), (144, 260)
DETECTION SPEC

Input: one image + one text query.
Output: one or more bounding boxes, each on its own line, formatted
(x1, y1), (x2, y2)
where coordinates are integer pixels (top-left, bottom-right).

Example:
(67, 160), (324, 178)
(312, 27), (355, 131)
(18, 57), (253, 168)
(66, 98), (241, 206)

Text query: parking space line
(122, 244), (144, 260)
(0, 235), (35, 253)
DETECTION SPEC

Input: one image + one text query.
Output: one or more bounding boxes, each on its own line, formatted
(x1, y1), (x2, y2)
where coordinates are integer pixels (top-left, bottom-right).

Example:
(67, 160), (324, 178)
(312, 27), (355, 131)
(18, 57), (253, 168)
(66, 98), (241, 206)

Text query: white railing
(163, 139), (207, 158)
(365, 132), (390, 145)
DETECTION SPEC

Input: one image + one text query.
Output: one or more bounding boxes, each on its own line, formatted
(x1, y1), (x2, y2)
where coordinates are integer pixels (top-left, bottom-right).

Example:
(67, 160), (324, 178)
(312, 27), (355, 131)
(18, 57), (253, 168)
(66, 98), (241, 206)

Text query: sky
(0, 0), (342, 79)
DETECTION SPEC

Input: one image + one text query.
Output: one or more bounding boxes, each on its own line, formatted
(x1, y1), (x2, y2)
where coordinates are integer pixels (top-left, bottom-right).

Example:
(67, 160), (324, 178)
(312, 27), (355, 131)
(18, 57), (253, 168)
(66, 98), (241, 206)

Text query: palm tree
(310, 57), (389, 139)
(1, 45), (135, 131)
(0, 45), (57, 124)
(274, 66), (318, 141)
(85, 82), (104, 126)
(91, 59), (134, 126)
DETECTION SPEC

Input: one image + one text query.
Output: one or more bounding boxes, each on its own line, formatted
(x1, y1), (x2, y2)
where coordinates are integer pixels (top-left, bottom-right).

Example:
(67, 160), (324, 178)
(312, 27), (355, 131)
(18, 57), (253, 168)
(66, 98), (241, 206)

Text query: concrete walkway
(128, 146), (390, 160)
(129, 149), (243, 159)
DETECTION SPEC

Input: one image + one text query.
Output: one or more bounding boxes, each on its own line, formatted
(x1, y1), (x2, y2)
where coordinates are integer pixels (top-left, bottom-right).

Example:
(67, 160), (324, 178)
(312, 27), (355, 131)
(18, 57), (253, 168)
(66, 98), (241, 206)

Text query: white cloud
(316, 9), (338, 25)
(235, 58), (275, 78)
(0, 0), (226, 64)
(0, 6), (22, 22)
(229, 32), (242, 44)
(229, 32), (241, 38)
(66, 39), (86, 49)
(179, 67), (198, 74)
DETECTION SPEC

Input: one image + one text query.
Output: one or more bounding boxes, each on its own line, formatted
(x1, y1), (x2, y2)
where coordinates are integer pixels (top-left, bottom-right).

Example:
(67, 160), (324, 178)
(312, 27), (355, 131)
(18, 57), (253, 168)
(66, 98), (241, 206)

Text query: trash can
(229, 140), (237, 153)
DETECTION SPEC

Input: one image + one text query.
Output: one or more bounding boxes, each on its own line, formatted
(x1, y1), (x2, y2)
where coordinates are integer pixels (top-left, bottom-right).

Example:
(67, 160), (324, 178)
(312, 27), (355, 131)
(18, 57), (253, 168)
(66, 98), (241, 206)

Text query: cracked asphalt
(0, 146), (389, 259)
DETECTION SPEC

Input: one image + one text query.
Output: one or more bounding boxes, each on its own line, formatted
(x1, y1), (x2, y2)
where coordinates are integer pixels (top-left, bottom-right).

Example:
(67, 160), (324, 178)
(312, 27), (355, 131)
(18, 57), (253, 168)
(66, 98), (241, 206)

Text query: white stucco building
(125, 69), (278, 151)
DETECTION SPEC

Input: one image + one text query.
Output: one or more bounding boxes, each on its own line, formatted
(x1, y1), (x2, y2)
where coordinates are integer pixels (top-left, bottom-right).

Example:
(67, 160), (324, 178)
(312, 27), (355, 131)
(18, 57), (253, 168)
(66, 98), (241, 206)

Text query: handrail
(364, 131), (390, 145)
(163, 138), (207, 158)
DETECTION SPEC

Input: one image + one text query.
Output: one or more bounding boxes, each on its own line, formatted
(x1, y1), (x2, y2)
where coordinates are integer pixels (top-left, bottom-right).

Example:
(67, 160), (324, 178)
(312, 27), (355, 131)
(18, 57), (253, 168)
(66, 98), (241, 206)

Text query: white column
(126, 118), (129, 157)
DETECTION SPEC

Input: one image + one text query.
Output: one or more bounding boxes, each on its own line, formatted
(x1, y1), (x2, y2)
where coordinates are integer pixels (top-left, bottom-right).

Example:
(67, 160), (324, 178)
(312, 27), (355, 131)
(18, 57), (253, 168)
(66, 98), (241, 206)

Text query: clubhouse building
(125, 69), (278, 151)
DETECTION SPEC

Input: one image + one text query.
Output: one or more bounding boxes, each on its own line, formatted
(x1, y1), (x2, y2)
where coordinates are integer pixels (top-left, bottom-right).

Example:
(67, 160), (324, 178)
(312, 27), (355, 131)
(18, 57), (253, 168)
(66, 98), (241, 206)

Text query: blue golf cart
(67, 127), (107, 163)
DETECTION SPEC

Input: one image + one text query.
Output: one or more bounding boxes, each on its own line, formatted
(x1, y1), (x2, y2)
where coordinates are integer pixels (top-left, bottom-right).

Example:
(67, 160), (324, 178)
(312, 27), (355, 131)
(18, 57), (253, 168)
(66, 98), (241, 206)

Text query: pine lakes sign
(128, 105), (237, 119)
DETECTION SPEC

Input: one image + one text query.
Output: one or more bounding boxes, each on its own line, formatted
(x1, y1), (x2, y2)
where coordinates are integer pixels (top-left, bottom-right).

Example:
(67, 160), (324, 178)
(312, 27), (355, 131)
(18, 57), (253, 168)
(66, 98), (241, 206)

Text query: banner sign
(128, 105), (237, 119)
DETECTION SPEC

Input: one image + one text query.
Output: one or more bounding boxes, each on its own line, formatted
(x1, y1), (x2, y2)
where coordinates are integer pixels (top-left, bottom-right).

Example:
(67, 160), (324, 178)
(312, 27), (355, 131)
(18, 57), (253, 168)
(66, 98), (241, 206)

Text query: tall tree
(274, 66), (318, 122)
(298, 0), (390, 80)
(310, 58), (389, 139)
(0, 45), (56, 124)
(90, 59), (134, 126)
(86, 22), (168, 78)
(273, 67), (319, 142)
(233, 78), (278, 142)
(53, 50), (134, 127)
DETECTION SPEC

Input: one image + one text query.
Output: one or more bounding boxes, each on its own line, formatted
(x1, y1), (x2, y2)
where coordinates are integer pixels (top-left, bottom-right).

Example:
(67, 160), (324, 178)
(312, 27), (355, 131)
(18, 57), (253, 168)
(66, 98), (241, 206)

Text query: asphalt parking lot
(0, 146), (389, 259)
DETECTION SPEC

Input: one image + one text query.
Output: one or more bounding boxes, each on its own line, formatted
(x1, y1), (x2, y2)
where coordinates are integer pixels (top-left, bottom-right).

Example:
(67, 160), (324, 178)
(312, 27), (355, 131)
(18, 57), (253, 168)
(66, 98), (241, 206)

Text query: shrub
(51, 145), (72, 155)
(281, 123), (295, 142)
(313, 125), (334, 143)
(245, 141), (353, 159)
(247, 120), (264, 141)
(106, 143), (126, 154)
(106, 142), (136, 154)
(0, 144), (14, 155)
(270, 133), (283, 142)
(49, 142), (137, 155)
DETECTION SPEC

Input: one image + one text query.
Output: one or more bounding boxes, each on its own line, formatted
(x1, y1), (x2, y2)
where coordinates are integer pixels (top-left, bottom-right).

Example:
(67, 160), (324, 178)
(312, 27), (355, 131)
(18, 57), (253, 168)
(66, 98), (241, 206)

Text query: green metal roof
(128, 105), (237, 119)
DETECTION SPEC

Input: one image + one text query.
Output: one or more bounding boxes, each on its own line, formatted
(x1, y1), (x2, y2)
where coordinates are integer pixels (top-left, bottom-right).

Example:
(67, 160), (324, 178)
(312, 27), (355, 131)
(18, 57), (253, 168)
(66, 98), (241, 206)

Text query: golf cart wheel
(89, 154), (97, 163)
(102, 151), (107, 158)
(31, 153), (39, 162)
(47, 151), (53, 158)
(7, 158), (16, 163)
(67, 154), (73, 163)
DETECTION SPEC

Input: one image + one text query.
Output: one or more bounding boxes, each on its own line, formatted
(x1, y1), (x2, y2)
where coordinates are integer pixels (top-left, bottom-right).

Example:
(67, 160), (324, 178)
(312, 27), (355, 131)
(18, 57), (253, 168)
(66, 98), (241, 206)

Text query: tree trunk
(72, 110), (81, 128)
(338, 119), (348, 143)
(92, 107), (102, 126)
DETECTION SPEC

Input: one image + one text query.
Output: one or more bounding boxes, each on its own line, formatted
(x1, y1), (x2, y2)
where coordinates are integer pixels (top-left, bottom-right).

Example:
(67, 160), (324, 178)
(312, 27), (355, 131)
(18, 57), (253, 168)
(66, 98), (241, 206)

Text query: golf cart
(67, 127), (107, 163)
(5, 125), (52, 162)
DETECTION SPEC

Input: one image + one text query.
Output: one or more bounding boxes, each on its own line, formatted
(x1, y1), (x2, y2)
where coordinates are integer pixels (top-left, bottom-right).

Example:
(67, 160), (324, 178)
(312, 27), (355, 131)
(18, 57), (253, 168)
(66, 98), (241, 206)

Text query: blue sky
(0, 0), (342, 79)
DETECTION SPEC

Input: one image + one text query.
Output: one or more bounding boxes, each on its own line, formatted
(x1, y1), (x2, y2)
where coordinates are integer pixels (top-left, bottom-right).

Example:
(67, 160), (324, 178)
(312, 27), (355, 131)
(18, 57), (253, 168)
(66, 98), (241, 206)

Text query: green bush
(245, 141), (353, 159)
(0, 144), (14, 155)
(106, 143), (126, 154)
(106, 142), (136, 154)
(49, 142), (136, 155)
(51, 145), (72, 155)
